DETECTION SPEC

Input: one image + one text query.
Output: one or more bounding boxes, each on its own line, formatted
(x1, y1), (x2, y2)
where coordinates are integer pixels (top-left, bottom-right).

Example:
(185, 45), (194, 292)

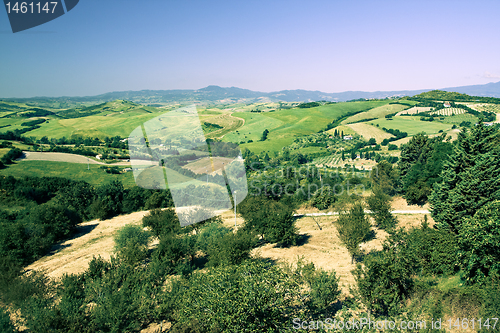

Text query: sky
(1, 0), (500, 98)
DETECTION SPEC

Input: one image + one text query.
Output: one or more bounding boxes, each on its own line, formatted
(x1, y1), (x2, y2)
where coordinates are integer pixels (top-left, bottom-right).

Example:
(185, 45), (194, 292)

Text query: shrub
(354, 250), (413, 316)
(366, 186), (397, 231)
(142, 208), (180, 238)
(308, 269), (341, 311)
(0, 307), (15, 333)
(239, 196), (298, 246)
(206, 229), (257, 267)
(336, 202), (372, 263)
(114, 224), (151, 264)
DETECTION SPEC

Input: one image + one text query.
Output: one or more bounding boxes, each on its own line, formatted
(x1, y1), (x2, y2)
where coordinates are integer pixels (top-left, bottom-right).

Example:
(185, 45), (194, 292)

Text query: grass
(0, 160), (138, 187)
(225, 100), (390, 154)
(369, 117), (453, 136)
(438, 113), (479, 124)
(342, 103), (408, 124)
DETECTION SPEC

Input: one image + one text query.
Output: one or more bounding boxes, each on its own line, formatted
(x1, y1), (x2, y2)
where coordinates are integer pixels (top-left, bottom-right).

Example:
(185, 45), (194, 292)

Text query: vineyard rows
(430, 108), (466, 116)
(313, 154), (342, 166)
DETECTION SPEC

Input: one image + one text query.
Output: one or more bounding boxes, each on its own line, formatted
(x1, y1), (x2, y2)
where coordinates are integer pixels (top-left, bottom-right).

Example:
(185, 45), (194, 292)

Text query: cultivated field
(182, 156), (236, 174)
(225, 100), (390, 154)
(369, 117), (453, 136)
(396, 106), (432, 116)
(0, 160), (138, 187)
(345, 122), (394, 142)
(430, 108), (466, 116)
(342, 103), (410, 124)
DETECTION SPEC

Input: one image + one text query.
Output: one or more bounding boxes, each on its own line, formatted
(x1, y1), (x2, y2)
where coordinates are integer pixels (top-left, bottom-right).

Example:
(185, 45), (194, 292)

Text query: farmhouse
(444, 101), (451, 108)
(343, 135), (353, 140)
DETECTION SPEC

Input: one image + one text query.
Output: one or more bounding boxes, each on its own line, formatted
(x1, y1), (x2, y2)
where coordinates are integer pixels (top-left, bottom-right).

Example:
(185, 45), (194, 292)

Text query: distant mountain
(442, 81), (500, 97)
(3, 81), (500, 108)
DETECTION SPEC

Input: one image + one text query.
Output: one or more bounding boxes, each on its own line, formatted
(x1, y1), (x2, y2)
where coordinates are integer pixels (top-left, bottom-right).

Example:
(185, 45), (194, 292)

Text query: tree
(430, 122), (500, 233)
(371, 160), (399, 195)
(459, 201), (500, 284)
(336, 202), (372, 263)
(354, 249), (413, 316)
(308, 269), (341, 311)
(114, 224), (151, 264)
(261, 129), (269, 141)
(366, 186), (396, 231)
(239, 196), (298, 246)
(142, 208), (180, 238)
(91, 180), (124, 220)
(399, 133), (453, 205)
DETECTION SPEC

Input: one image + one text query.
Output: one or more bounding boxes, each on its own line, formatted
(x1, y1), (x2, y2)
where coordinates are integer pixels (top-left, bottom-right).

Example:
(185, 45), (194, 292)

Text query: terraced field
(203, 114), (245, 138)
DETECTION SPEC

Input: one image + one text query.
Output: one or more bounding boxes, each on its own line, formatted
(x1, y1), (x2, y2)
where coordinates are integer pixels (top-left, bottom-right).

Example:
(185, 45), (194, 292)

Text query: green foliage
(169, 260), (302, 332)
(114, 224), (151, 265)
(371, 160), (399, 195)
(459, 201), (500, 284)
(0, 307), (15, 333)
(239, 196), (298, 246)
(403, 220), (459, 276)
(205, 229), (257, 267)
(142, 208), (180, 238)
(354, 249), (413, 316)
(196, 223), (231, 254)
(336, 202), (372, 263)
(310, 187), (336, 210)
(366, 186), (396, 231)
(399, 133), (453, 204)
(308, 269), (341, 311)
(430, 122), (500, 233)
(90, 180), (124, 220)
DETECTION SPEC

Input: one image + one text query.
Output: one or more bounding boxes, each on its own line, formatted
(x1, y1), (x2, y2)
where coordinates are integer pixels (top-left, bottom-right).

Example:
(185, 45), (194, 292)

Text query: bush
(206, 229), (257, 267)
(114, 224), (151, 264)
(354, 250), (413, 316)
(336, 202), (372, 263)
(366, 187), (397, 231)
(0, 307), (15, 333)
(459, 201), (500, 284)
(142, 208), (180, 238)
(308, 269), (341, 311)
(239, 196), (298, 246)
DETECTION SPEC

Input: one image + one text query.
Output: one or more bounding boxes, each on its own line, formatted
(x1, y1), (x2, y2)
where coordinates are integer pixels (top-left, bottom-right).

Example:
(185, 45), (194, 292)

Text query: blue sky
(1, 0), (500, 97)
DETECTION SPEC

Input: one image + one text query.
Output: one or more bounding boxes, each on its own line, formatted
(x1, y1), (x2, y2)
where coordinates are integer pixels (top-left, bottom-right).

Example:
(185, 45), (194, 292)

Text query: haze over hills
(2, 81), (500, 108)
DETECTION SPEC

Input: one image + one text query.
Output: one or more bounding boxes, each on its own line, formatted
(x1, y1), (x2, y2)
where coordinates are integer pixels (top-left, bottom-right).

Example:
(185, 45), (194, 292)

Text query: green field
(224, 100), (390, 154)
(0, 161), (137, 187)
(369, 117), (453, 136)
(342, 103), (409, 124)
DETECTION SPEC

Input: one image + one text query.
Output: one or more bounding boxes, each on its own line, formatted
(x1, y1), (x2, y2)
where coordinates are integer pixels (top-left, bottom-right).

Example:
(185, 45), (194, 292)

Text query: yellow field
(345, 122), (394, 142)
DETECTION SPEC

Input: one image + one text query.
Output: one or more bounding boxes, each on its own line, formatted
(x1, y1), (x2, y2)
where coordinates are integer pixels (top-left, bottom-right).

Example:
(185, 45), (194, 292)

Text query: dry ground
(26, 197), (431, 295)
(25, 211), (149, 279)
(182, 156), (235, 174)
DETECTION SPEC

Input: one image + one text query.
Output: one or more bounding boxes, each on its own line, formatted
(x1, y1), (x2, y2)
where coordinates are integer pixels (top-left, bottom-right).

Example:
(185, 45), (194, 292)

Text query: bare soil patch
(25, 211), (149, 278)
